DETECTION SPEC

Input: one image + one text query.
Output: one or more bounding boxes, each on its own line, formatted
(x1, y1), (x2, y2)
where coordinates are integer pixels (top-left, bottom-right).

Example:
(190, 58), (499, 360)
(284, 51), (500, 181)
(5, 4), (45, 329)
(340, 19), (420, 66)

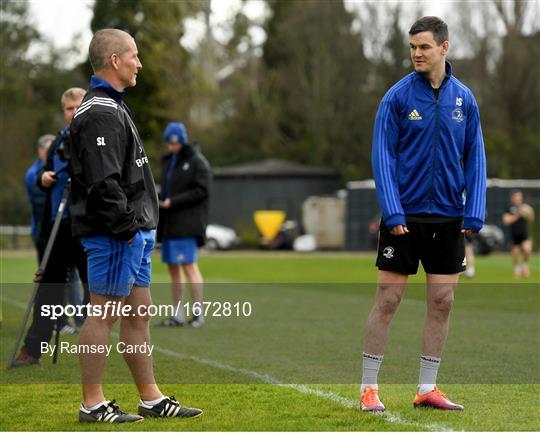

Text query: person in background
(14, 87), (88, 366)
(503, 190), (535, 278)
(24, 134), (55, 255)
(158, 122), (212, 328)
(463, 235), (476, 278)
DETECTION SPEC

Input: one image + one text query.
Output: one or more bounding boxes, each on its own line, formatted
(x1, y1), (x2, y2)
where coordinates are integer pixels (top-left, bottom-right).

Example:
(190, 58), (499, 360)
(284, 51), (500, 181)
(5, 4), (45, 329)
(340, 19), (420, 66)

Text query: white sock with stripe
(418, 354), (440, 395)
(361, 352), (383, 392)
(83, 400), (108, 411)
(142, 395), (166, 406)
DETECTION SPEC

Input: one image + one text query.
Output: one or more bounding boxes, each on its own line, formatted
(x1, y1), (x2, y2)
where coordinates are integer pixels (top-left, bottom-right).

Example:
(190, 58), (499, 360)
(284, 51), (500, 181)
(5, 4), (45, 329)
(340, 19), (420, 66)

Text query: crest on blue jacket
(452, 108), (463, 122)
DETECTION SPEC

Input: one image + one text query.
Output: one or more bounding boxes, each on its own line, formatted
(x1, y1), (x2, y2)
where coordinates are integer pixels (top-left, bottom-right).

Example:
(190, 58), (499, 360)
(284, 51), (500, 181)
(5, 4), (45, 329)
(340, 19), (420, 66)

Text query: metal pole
(7, 181), (70, 368)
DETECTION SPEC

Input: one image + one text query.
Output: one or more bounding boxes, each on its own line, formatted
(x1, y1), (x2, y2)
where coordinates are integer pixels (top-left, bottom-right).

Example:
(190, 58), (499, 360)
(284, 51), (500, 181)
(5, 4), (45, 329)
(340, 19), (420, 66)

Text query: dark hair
(409, 16), (448, 45)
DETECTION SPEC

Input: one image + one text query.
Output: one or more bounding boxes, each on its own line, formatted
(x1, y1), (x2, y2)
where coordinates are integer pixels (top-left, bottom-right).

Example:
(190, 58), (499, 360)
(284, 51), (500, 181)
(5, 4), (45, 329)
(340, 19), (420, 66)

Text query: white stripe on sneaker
(166, 404), (176, 416)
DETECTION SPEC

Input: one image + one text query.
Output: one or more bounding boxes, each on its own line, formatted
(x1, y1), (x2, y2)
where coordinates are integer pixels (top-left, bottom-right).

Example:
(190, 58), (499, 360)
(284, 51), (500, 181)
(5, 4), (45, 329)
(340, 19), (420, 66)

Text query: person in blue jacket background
(24, 134), (55, 251)
(15, 87), (88, 366)
(360, 17), (486, 413)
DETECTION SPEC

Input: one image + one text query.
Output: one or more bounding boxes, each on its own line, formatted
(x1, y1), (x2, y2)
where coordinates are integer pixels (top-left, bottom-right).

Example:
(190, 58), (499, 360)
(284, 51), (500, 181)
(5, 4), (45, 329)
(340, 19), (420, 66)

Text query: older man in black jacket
(70, 29), (202, 423)
(158, 122), (212, 328)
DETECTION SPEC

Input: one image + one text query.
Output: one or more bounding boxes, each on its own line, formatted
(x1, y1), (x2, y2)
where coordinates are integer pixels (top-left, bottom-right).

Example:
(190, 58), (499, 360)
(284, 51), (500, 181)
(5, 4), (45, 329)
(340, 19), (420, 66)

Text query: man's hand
(33, 268), (44, 283)
(390, 225), (409, 235)
(41, 171), (57, 188)
(159, 198), (171, 209)
(520, 204), (533, 219)
(461, 229), (478, 235)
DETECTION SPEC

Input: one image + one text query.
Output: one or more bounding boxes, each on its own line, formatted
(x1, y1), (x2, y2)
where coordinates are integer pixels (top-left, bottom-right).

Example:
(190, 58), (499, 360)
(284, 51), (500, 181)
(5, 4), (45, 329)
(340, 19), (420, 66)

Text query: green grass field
(1, 251), (539, 431)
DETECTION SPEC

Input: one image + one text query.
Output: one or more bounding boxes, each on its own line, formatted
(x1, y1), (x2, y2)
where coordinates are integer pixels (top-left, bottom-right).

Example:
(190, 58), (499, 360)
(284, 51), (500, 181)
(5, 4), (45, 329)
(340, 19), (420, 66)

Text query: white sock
(84, 400), (108, 410)
(142, 395), (166, 406)
(465, 266), (475, 277)
(418, 354), (440, 395)
(361, 352), (383, 392)
(174, 304), (185, 322)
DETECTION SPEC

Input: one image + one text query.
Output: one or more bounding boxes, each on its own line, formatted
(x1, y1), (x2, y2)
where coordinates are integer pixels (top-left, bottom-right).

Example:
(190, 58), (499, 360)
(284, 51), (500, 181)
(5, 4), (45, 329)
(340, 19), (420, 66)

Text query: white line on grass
(2, 295), (454, 432)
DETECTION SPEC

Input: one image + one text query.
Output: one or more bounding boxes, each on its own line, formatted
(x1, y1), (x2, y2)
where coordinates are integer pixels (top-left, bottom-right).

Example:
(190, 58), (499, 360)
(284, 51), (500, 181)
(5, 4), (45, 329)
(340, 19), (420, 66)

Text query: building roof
(213, 159), (338, 177)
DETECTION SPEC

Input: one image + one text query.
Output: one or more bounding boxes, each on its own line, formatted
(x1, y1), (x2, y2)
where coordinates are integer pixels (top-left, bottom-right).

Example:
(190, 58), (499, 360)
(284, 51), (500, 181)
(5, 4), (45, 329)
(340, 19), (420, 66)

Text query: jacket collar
(164, 144), (194, 162)
(90, 75), (124, 103)
(414, 60), (452, 88)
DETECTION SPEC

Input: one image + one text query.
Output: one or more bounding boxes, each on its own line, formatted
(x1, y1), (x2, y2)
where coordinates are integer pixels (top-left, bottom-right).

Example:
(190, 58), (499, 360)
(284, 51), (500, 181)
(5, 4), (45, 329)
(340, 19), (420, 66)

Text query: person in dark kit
(463, 233), (477, 278)
(503, 190), (535, 278)
(14, 87), (89, 366)
(25, 134), (55, 251)
(157, 122), (212, 328)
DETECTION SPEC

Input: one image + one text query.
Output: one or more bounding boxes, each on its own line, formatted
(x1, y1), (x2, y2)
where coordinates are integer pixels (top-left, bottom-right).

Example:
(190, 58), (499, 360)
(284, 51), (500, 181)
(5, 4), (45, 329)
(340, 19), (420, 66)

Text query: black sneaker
(79, 400), (143, 423)
(157, 317), (184, 327)
(187, 316), (205, 328)
(138, 396), (202, 418)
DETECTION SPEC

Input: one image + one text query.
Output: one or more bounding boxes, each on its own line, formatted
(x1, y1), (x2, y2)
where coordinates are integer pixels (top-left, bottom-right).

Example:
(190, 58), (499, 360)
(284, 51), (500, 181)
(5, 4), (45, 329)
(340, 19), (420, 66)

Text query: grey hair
(36, 134), (55, 149)
(88, 28), (133, 72)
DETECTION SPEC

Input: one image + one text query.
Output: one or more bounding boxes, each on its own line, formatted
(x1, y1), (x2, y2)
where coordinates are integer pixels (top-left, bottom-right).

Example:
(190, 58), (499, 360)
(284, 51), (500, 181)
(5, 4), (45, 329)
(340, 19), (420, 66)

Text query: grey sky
(28, 0), (536, 65)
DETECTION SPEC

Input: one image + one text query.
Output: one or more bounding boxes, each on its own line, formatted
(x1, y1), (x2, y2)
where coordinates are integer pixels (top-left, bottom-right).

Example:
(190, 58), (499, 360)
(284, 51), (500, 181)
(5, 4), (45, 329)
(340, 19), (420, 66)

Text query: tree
(261, 0), (374, 180)
(453, 0), (540, 177)
(0, 1), (84, 224)
(86, 0), (201, 171)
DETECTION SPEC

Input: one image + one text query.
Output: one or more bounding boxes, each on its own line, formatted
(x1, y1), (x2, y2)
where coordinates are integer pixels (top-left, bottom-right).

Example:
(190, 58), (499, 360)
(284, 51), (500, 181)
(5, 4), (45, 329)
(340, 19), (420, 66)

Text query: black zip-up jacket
(157, 144), (212, 246)
(68, 80), (158, 241)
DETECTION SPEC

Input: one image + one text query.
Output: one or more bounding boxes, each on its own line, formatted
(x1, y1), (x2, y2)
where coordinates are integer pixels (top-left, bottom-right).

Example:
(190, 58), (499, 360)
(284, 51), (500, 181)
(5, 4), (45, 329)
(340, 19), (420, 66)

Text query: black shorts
(376, 219), (466, 275)
(511, 233), (529, 245)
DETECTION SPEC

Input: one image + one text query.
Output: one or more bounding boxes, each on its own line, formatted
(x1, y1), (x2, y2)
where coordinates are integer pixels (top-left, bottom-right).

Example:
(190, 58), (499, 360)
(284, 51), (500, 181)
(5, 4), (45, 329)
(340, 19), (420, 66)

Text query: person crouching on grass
(69, 28), (202, 423)
(157, 122), (212, 328)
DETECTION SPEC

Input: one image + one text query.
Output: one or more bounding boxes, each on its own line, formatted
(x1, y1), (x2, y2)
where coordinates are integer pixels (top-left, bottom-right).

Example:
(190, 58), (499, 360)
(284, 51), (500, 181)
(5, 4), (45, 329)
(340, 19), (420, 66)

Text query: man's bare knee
(124, 310), (151, 324)
(375, 287), (403, 318)
(183, 263), (198, 275)
(122, 304), (152, 327)
(429, 292), (454, 315)
(85, 313), (119, 330)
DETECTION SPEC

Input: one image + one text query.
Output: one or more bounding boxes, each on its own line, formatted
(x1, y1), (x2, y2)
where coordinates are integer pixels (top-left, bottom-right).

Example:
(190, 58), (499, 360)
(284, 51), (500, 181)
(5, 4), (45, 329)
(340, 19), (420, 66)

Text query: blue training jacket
(24, 158), (46, 242)
(372, 61), (486, 232)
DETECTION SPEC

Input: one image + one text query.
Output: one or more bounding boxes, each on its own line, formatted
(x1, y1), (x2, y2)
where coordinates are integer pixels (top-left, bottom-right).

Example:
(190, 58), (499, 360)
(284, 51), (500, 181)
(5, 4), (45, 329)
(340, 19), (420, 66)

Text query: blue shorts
(161, 237), (198, 265)
(80, 230), (156, 297)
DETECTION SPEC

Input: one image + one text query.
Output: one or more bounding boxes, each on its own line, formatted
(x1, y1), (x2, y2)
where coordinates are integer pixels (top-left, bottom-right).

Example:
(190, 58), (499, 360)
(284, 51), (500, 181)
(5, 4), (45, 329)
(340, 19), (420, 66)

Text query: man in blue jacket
(24, 134), (55, 251)
(360, 17), (486, 412)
